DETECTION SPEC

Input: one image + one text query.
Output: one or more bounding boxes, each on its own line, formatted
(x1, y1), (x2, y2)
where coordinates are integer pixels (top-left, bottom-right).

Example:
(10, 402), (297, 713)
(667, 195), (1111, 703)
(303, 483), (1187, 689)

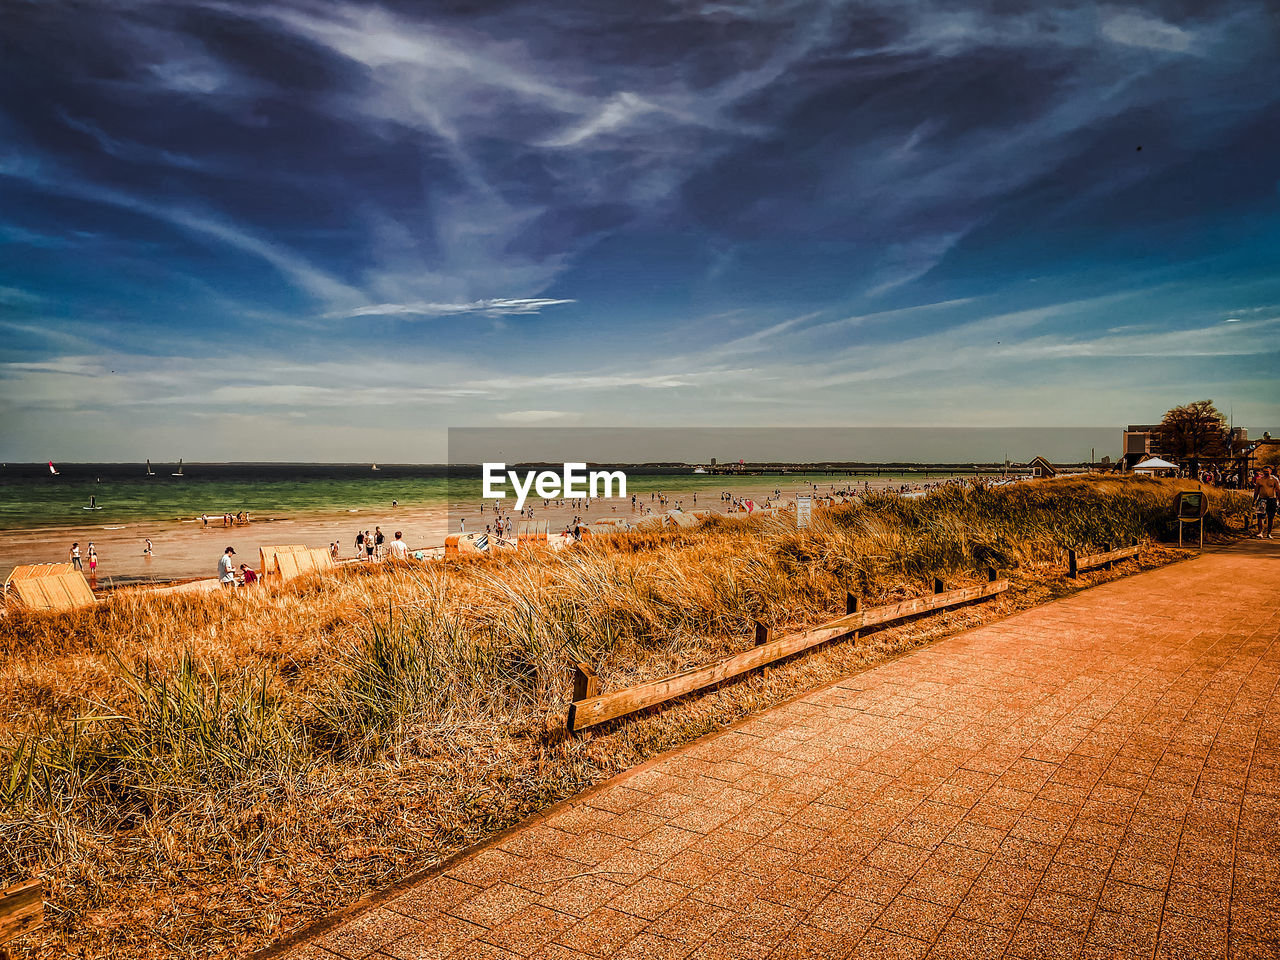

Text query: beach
(0, 467), (981, 585)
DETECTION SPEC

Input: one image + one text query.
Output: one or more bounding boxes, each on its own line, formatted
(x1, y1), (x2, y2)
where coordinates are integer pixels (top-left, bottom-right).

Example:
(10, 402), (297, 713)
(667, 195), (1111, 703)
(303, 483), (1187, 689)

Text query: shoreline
(0, 473), (989, 586)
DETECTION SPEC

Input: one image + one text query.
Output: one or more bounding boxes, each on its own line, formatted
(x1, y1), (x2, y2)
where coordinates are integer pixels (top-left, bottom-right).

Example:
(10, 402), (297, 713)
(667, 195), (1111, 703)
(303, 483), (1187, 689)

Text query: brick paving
(274, 541), (1280, 960)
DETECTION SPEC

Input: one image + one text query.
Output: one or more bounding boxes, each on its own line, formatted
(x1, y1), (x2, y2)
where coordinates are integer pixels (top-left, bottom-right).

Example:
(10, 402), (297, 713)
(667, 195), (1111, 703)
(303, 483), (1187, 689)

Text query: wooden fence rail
(1068, 540), (1140, 579)
(567, 569), (1008, 733)
(0, 879), (42, 949)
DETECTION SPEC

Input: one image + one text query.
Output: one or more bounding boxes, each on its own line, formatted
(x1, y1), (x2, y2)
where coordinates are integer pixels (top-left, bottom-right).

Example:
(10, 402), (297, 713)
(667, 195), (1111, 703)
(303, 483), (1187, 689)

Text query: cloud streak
(329, 298), (576, 320)
(1, 0), (1278, 457)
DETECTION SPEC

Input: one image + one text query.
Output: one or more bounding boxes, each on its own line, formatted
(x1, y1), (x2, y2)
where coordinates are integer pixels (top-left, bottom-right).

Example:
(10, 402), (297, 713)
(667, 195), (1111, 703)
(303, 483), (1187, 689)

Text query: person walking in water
(218, 547), (237, 589)
(87, 542), (97, 574)
(143, 538), (153, 557)
(70, 542), (82, 570)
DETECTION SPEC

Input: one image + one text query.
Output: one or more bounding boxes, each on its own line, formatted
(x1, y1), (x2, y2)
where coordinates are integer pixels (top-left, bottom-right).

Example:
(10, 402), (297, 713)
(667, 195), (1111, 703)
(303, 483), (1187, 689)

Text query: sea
(0, 462), (973, 531)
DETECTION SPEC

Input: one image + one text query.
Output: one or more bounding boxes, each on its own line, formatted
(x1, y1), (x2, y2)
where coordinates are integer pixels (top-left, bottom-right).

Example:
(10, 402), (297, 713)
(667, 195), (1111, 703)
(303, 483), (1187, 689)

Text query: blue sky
(1, 0), (1277, 461)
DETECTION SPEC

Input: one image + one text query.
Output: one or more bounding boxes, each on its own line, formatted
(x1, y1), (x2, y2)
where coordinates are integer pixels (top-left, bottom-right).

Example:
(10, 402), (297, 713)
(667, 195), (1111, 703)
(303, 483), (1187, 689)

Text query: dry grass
(0, 476), (1250, 959)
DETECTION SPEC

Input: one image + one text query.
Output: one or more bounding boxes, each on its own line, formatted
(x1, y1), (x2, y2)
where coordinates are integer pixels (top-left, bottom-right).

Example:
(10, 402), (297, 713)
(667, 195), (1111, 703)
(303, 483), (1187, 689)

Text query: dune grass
(0, 476), (1250, 959)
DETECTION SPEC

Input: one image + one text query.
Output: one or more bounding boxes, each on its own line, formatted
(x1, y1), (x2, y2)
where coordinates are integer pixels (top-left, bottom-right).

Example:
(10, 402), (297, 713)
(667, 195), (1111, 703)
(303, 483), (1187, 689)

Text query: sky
(1, 0), (1277, 462)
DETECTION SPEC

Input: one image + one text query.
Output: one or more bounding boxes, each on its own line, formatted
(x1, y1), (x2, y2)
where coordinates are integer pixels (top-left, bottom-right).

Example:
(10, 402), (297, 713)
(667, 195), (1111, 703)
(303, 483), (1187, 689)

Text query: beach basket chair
(260, 545), (306, 580)
(579, 522), (628, 539)
(260, 545), (334, 583)
(445, 533), (489, 559)
(4, 564), (96, 612)
(588, 518), (630, 531)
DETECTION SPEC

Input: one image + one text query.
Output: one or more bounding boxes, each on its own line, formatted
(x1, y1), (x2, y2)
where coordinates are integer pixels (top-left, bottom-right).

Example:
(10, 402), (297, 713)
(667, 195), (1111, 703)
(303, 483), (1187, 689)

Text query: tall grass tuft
(3, 654), (296, 814)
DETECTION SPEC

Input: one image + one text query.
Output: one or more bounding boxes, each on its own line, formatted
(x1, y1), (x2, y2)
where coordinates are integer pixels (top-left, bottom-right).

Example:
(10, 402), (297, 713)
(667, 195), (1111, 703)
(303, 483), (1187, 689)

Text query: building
(1123, 424), (1161, 468)
(1028, 456), (1057, 478)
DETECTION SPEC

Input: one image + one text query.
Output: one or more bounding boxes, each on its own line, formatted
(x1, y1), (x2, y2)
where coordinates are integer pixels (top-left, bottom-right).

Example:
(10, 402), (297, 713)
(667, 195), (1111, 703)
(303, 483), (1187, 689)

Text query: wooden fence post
(0, 879), (43, 949)
(1068, 549), (1078, 579)
(846, 594), (859, 615)
(987, 567), (998, 583)
(754, 621), (771, 646)
(933, 578), (944, 594)
(572, 662), (599, 702)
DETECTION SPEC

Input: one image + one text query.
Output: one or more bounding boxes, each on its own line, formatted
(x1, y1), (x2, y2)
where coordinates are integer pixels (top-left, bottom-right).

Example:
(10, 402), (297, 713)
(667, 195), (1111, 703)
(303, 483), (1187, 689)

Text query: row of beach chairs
(4, 503), (802, 610)
(2, 544), (338, 614)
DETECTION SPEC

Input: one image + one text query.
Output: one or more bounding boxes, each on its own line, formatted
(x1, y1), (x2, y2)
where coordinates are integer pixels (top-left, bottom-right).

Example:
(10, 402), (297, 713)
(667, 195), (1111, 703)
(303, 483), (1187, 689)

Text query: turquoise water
(0, 464), (452, 530)
(0, 464), (970, 531)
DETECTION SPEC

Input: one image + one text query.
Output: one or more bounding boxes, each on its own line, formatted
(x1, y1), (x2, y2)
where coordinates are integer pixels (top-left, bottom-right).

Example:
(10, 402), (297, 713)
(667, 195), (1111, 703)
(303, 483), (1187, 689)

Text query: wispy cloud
(2, 0), (1278, 458)
(1100, 10), (1197, 54)
(496, 409), (580, 423)
(328, 298), (576, 320)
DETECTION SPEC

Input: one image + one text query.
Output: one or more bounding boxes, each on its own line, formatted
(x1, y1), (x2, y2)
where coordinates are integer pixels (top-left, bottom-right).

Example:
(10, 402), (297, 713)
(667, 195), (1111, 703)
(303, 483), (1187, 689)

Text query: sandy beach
(0, 475), (970, 586)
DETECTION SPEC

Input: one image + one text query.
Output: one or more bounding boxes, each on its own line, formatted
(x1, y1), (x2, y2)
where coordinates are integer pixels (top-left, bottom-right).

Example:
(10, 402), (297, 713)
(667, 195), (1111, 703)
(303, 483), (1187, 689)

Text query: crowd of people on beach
(41, 466), (1279, 591)
(202, 512), (250, 527)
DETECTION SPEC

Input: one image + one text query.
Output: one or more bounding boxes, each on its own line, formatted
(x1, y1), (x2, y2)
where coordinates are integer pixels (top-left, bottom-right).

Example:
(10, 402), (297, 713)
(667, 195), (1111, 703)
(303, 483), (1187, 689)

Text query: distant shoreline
(0, 472), (994, 584)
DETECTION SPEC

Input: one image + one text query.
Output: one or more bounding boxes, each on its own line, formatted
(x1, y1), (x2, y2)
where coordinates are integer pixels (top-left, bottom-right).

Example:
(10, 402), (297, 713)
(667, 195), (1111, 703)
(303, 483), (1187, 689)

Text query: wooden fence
(1068, 541), (1140, 578)
(0, 879), (42, 950)
(567, 569), (1008, 733)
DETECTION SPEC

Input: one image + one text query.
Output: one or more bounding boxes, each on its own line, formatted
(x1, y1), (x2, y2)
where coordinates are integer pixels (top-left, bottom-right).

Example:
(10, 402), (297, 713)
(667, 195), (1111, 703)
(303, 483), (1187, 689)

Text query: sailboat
(48, 460), (59, 476)
(172, 459), (184, 477)
(146, 459), (155, 476)
(372, 463), (380, 471)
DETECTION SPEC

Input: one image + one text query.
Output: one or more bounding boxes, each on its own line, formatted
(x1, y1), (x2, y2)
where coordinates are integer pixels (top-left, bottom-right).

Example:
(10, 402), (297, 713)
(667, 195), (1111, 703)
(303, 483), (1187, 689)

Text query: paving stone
(274, 542), (1280, 960)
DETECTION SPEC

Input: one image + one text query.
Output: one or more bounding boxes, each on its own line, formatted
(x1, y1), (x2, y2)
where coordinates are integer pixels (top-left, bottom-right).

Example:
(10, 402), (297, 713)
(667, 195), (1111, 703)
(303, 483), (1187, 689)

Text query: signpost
(796, 495), (812, 529)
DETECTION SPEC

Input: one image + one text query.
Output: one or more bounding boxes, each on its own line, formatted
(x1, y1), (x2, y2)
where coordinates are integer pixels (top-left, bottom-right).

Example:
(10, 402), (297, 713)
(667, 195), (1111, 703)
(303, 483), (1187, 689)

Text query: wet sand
(0, 476), (963, 586)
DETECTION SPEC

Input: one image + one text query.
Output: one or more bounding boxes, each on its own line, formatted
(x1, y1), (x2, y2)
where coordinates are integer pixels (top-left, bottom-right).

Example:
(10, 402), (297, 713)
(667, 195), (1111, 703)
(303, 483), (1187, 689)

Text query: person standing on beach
(1255, 467), (1279, 539)
(218, 547), (236, 589)
(355, 530), (365, 558)
(70, 542), (82, 569)
(374, 526), (385, 558)
(386, 531), (409, 561)
(144, 538), (153, 557)
(87, 542), (97, 574)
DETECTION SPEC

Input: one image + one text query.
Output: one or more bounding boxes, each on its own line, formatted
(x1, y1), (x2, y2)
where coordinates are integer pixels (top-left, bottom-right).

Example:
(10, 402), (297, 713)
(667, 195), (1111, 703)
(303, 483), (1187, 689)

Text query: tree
(1158, 400), (1229, 459)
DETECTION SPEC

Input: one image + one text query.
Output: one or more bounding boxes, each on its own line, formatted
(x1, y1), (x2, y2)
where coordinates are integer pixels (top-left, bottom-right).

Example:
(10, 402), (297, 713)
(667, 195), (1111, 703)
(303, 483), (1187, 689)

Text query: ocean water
(0, 463), (969, 531)
(0, 463), (454, 531)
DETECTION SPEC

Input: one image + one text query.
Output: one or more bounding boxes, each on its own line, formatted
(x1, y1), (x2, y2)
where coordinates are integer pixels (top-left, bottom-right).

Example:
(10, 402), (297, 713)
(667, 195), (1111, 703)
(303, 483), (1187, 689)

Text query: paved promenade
(279, 541), (1280, 960)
